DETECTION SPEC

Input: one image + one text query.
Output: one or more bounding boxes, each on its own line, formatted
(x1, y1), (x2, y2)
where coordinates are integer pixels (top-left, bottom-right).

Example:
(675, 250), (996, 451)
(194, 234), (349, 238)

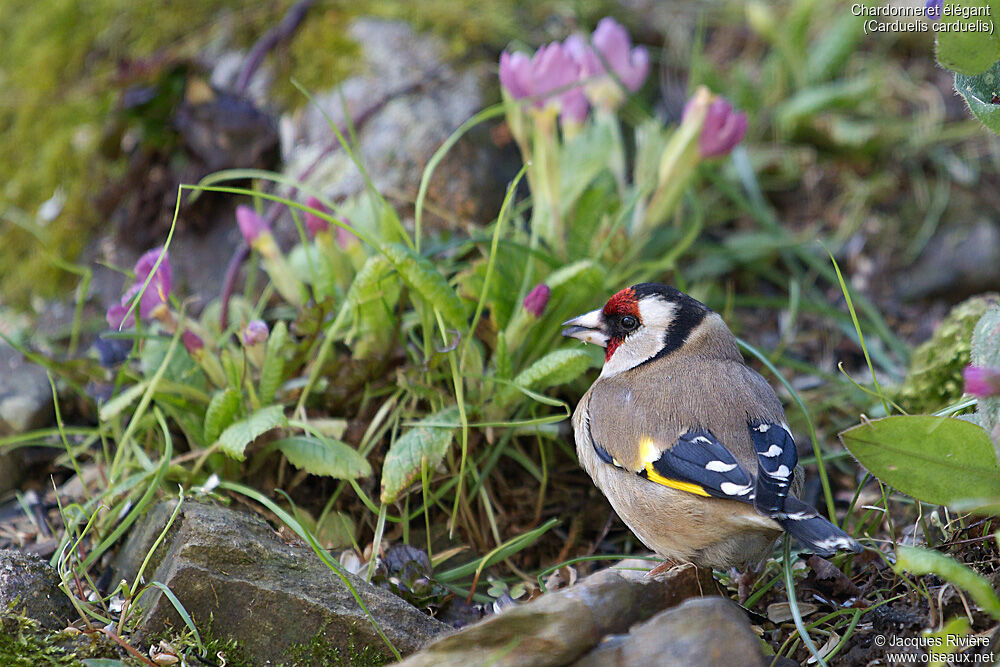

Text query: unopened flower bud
(242, 320), (270, 347)
(523, 283), (551, 318)
(964, 365), (1000, 397)
(304, 197), (330, 237)
(237, 206), (269, 245)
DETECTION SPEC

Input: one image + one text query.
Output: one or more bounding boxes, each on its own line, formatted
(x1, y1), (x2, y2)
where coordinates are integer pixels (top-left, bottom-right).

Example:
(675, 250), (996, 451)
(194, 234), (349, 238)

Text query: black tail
(777, 497), (863, 556)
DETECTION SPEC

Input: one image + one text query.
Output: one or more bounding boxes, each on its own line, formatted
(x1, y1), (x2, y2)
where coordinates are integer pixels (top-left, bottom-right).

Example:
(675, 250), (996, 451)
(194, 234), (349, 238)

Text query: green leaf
(274, 435), (371, 479)
(498, 348), (593, 407)
(344, 254), (398, 358)
(935, 0), (1000, 75)
(259, 320), (287, 405)
(99, 379), (149, 422)
(217, 405), (286, 461)
(558, 119), (614, 212)
(839, 415), (1000, 505)
(204, 387), (241, 444)
(382, 243), (466, 329)
(895, 545), (1000, 619)
(955, 59), (1000, 135)
(288, 243), (337, 298)
(381, 407), (457, 503)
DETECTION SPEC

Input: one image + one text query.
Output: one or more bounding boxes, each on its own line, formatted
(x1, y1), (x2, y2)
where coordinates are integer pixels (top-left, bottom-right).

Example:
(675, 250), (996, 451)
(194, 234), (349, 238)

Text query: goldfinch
(563, 283), (861, 570)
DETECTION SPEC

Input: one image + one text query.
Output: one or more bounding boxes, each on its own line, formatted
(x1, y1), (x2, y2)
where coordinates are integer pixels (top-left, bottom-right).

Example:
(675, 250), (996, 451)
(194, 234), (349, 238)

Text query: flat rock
(113, 500), (448, 664)
(395, 561), (715, 667)
(0, 549), (76, 630)
(574, 596), (768, 667)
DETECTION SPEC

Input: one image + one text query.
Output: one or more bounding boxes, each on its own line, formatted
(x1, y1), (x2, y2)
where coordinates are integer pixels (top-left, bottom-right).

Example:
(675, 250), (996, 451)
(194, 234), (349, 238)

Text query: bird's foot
(731, 567), (760, 604)
(646, 558), (682, 578)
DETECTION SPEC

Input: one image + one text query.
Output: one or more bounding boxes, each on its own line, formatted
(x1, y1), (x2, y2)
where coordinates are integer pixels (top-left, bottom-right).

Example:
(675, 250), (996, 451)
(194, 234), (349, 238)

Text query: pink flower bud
(523, 283), (551, 318)
(182, 329), (204, 355)
(688, 97), (748, 159)
(237, 205), (269, 245)
(304, 197), (330, 237)
(242, 319), (270, 347)
(964, 365), (1000, 397)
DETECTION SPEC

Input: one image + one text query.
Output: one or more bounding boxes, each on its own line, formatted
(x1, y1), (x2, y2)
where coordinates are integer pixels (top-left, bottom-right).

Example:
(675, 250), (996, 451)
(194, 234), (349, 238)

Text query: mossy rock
(891, 294), (1000, 414)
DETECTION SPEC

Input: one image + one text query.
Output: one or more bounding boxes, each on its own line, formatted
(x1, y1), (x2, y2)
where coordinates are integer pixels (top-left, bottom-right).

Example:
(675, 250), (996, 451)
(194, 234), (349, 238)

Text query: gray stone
(575, 596), (768, 667)
(395, 561), (715, 667)
(113, 500), (448, 664)
(898, 220), (1000, 300)
(0, 549), (75, 630)
(281, 18), (502, 229)
(0, 344), (55, 494)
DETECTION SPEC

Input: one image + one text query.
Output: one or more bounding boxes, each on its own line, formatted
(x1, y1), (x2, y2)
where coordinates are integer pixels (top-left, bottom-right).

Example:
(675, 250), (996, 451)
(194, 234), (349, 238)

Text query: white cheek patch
(637, 298), (678, 329)
(600, 299), (679, 378)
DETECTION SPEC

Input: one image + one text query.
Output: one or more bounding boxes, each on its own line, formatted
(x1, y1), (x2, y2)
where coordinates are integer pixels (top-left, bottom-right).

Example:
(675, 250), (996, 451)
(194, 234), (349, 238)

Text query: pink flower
(685, 96), (748, 159)
(304, 197), (330, 237)
(499, 43), (589, 124)
(570, 18), (649, 93)
(964, 365), (1000, 397)
(242, 320), (270, 347)
(237, 205), (269, 244)
(523, 283), (551, 318)
(106, 247), (172, 329)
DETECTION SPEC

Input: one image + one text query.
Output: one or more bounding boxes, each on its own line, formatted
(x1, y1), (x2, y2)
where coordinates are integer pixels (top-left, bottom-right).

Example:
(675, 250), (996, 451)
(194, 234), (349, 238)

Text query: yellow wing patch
(637, 436), (710, 497)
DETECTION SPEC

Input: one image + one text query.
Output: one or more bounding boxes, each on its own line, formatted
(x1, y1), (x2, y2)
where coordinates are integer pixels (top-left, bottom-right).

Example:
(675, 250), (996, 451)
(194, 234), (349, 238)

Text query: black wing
(749, 421), (798, 515)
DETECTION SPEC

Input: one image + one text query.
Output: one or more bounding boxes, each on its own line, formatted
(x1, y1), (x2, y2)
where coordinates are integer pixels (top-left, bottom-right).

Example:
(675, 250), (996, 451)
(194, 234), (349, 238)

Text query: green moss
(0, 0), (301, 304)
(891, 295), (1000, 414)
(0, 0), (615, 305)
(0, 610), (122, 666)
(281, 622), (391, 667)
(268, 7), (361, 109)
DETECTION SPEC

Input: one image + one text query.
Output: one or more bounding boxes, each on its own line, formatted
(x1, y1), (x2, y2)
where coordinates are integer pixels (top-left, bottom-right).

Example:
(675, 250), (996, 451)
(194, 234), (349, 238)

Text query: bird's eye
(620, 315), (639, 331)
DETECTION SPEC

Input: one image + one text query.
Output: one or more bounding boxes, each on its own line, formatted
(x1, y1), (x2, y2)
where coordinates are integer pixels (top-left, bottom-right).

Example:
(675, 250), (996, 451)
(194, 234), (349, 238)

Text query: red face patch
(602, 288), (639, 362)
(603, 287), (640, 317)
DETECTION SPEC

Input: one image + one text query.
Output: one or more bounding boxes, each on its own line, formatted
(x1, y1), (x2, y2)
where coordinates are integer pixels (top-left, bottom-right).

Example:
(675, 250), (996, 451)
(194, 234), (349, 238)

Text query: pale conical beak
(561, 308), (609, 347)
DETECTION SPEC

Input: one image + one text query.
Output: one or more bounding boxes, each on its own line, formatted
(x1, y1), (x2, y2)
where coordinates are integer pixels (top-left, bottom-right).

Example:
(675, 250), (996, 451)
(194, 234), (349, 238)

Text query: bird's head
(562, 283), (710, 376)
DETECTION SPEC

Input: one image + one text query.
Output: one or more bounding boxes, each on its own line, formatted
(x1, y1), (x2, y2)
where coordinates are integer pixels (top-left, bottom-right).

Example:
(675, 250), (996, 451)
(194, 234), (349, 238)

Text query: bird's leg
(646, 558), (682, 578)
(731, 565), (762, 604)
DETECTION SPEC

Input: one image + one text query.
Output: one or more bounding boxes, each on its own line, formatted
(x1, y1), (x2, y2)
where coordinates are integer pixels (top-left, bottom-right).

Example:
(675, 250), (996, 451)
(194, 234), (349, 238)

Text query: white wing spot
(693, 436), (712, 445)
(756, 424), (771, 432)
(785, 511), (815, 521)
(760, 444), (783, 457)
(720, 482), (753, 496)
(772, 465), (791, 479)
(705, 460), (737, 473)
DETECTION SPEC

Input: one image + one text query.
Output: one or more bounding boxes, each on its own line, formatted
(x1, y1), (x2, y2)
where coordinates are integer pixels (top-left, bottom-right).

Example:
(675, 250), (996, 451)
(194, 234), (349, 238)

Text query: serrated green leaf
(259, 320), (287, 404)
(839, 415), (1000, 505)
(935, 0), (1000, 75)
(381, 407), (458, 503)
(217, 405), (286, 461)
(955, 59), (1000, 134)
(498, 348), (593, 407)
(344, 255), (398, 358)
(382, 243), (466, 328)
(204, 387), (241, 443)
(274, 435), (371, 479)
